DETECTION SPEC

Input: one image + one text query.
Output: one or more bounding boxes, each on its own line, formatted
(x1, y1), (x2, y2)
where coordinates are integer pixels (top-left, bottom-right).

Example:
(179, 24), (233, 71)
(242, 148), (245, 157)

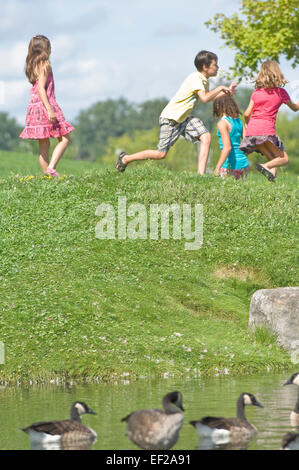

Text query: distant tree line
(1, 87), (298, 173)
(73, 98), (169, 160)
(0, 112), (23, 151)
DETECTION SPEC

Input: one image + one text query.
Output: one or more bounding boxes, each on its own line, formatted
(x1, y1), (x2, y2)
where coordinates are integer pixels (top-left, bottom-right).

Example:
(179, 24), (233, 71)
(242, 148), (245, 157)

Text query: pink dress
(20, 72), (74, 140)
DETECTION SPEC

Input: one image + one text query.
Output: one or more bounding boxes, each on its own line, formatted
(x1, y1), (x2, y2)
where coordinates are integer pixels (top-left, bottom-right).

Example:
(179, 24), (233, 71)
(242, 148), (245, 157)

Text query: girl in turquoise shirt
(213, 95), (249, 180)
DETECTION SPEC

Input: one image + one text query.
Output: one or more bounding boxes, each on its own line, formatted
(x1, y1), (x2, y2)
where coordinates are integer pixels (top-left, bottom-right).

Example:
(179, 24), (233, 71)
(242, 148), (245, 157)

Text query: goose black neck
(236, 395), (247, 422)
(163, 397), (180, 415)
(70, 406), (82, 422)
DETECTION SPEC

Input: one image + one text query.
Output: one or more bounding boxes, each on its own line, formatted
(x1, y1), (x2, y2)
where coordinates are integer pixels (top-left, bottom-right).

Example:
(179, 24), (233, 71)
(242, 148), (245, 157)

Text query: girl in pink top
(239, 61), (299, 181)
(20, 35), (74, 177)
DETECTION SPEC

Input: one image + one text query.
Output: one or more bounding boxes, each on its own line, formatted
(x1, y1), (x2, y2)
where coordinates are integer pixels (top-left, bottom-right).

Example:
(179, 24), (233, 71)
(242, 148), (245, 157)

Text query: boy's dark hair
(213, 95), (241, 119)
(194, 50), (218, 72)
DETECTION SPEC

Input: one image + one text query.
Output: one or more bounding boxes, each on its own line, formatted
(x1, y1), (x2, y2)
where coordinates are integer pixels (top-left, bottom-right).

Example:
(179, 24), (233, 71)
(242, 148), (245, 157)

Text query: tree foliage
(73, 97), (168, 160)
(205, 0), (299, 77)
(1, 89), (298, 174)
(276, 113), (299, 173)
(102, 127), (199, 172)
(103, 128), (159, 166)
(0, 112), (22, 151)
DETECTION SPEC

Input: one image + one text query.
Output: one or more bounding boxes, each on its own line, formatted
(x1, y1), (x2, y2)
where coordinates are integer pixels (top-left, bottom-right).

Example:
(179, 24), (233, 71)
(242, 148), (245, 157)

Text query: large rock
(249, 287), (299, 352)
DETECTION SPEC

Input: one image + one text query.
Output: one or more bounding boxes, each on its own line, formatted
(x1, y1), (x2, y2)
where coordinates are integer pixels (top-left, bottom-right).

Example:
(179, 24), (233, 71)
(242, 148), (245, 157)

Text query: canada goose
(190, 392), (263, 445)
(22, 401), (97, 448)
(281, 432), (299, 450)
(283, 372), (299, 426)
(121, 391), (184, 450)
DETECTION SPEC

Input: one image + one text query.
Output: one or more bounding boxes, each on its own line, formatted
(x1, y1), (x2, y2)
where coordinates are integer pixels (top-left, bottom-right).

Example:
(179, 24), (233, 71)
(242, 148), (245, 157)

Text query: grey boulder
(249, 287), (299, 352)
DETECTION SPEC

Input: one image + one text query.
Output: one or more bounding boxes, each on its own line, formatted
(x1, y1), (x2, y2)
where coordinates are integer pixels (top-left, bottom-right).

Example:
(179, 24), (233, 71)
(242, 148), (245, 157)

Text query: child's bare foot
(45, 167), (60, 177)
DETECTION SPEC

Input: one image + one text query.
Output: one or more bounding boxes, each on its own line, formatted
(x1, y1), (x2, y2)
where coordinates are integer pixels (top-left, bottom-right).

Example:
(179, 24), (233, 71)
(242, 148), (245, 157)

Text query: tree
(276, 113), (299, 173)
(205, 0), (299, 77)
(102, 128), (200, 172)
(0, 112), (22, 151)
(73, 97), (168, 161)
(132, 99), (169, 131)
(103, 128), (159, 166)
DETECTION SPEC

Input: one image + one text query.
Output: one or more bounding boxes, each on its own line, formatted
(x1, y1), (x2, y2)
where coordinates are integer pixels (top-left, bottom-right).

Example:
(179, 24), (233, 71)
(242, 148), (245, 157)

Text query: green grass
(0, 149), (95, 177)
(0, 150), (298, 384)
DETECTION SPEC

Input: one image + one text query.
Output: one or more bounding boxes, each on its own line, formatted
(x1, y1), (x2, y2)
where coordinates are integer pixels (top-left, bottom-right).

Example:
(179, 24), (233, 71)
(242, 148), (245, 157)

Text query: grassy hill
(0, 149), (95, 178)
(0, 151), (297, 384)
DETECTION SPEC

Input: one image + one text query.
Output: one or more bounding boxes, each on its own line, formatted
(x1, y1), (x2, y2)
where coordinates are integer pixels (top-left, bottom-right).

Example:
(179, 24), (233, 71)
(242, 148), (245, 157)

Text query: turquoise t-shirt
(217, 116), (249, 170)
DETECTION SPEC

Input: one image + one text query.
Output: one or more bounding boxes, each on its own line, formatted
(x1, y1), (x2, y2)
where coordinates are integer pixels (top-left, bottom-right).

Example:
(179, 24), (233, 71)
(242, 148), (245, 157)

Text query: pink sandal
(45, 168), (60, 177)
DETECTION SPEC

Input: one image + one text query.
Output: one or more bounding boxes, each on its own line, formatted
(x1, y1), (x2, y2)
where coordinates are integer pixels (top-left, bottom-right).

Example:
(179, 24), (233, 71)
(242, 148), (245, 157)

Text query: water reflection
(29, 435), (97, 450)
(196, 437), (250, 450)
(0, 372), (298, 450)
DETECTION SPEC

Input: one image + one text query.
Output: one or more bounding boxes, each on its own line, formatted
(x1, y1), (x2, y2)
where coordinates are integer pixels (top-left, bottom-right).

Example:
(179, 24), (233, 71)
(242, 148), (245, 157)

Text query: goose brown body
(22, 401), (97, 446)
(122, 391), (184, 450)
(190, 393), (263, 445)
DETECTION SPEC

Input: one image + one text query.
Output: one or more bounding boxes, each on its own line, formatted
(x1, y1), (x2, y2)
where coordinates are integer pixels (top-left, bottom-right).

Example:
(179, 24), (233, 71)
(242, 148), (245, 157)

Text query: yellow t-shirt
(160, 71), (209, 123)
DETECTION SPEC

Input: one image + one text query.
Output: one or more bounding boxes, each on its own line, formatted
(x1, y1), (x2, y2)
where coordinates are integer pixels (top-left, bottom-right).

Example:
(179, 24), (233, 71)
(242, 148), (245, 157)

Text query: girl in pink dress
(239, 60), (299, 182)
(20, 35), (74, 176)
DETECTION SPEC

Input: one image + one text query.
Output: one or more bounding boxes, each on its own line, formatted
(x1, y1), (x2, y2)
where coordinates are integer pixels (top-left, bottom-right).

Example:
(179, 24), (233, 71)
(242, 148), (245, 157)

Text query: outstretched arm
(286, 100), (299, 112)
(214, 120), (232, 175)
(197, 85), (232, 103)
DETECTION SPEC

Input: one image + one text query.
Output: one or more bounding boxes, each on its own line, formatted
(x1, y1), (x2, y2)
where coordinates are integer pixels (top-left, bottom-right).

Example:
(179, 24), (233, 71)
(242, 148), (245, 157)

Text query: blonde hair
(25, 35), (51, 84)
(255, 60), (287, 89)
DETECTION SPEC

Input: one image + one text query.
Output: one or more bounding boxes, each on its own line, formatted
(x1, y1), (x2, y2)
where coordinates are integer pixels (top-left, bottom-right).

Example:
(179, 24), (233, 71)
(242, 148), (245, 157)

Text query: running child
(213, 94), (249, 180)
(20, 35), (74, 176)
(239, 60), (299, 182)
(115, 50), (235, 175)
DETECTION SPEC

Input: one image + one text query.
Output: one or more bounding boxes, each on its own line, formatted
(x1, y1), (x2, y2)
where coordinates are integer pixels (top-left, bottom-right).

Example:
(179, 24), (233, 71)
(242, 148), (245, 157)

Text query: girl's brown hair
(213, 95), (241, 119)
(25, 35), (51, 84)
(255, 60), (287, 89)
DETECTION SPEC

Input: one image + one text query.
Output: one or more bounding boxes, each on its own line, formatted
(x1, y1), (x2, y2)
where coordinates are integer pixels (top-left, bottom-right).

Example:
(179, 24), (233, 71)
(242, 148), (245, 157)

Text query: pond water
(0, 372), (298, 450)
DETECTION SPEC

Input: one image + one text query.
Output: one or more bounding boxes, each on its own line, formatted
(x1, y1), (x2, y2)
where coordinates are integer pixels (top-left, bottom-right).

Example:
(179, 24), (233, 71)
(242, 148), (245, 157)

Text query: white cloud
(52, 3), (109, 33)
(1, 0), (298, 124)
(0, 1), (109, 42)
(54, 60), (127, 111)
(51, 35), (76, 63)
(0, 79), (29, 124)
(0, 41), (27, 79)
(56, 58), (100, 77)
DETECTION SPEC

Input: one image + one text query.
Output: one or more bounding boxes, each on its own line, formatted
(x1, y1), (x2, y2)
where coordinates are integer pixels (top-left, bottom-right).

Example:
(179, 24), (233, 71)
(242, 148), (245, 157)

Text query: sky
(0, 0), (298, 125)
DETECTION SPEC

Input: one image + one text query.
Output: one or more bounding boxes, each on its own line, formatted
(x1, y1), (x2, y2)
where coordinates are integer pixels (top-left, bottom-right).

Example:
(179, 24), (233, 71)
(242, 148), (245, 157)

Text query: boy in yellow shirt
(116, 50), (234, 175)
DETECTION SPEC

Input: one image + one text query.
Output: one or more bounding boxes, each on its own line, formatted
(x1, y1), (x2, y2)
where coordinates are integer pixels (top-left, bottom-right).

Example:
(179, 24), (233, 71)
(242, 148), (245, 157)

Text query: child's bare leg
(197, 132), (211, 175)
(255, 142), (277, 177)
(256, 141), (288, 177)
(263, 141), (288, 170)
(122, 150), (167, 165)
(47, 135), (71, 170)
(38, 138), (50, 172)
